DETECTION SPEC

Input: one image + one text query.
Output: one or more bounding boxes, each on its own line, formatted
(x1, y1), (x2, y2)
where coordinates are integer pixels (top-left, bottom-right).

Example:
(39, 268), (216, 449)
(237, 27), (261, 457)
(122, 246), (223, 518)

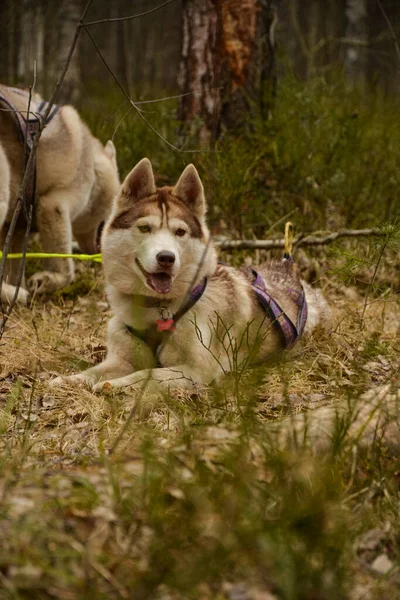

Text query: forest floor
(0, 249), (399, 600)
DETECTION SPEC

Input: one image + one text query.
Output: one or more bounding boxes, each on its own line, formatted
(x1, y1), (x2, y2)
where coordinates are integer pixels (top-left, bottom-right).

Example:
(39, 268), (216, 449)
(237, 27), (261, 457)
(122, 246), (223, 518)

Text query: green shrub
(81, 75), (400, 239)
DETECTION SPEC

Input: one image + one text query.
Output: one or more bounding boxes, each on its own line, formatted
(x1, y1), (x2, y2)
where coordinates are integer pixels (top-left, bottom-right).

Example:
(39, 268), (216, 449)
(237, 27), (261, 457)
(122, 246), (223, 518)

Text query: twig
(85, 0), (177, 26)
(101, 88), (222, 136)
(376, 0), (400, 66)
(216, 228), (382, 251)
(360, 237), (389, 328)
(81, 21), (204, 153)
(111, 106), (133, 140)
(134, 89), (221, 105)
(23, 63), (36, 221)
(0, 205), (33, 337)
(99, 89), (217, 123)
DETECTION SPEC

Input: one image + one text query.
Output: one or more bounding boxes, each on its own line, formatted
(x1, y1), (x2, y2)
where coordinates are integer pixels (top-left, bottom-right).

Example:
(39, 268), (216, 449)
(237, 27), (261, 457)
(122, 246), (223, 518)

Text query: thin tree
(344, 0), (368, 89)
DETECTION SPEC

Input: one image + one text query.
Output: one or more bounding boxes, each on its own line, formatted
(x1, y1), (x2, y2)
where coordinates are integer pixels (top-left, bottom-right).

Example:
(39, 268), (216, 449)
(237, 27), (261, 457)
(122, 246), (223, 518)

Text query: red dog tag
(156, 318), (175, 332)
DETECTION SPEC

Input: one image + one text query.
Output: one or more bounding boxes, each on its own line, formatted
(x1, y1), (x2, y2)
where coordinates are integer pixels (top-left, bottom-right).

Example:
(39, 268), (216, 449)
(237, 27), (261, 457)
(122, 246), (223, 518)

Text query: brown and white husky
(52, 158), (330, 393)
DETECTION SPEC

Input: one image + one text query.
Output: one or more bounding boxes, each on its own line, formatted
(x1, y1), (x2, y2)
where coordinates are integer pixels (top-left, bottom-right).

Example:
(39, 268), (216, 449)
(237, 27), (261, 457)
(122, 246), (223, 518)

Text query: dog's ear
(172, 164), (206, 216)
(104, 140), (116, 160)
(104, 140), (118, 172)
(121, 158), (156, 203)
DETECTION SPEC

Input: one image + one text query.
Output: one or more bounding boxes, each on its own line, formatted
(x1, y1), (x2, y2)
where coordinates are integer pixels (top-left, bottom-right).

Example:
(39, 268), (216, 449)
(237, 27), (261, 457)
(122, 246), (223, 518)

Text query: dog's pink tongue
(148, 273), (172, 294)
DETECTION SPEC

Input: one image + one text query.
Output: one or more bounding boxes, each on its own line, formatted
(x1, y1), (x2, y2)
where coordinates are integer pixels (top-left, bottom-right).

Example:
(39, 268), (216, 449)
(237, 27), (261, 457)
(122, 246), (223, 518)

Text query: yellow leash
(1, 223), (296, 264)
(0, 251), (102, 262)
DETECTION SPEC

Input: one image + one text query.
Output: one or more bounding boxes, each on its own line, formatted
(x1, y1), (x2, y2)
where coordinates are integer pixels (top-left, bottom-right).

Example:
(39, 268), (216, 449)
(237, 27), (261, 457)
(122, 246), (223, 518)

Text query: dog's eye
(175, 228), (186, 237)
(138, 225), (151, 233)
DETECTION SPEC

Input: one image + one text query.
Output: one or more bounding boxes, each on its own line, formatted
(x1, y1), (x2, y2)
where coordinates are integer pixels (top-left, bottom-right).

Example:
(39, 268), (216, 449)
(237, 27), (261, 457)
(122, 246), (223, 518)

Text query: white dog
(52, 158), (330, 393)
(0, 84), (119, 305)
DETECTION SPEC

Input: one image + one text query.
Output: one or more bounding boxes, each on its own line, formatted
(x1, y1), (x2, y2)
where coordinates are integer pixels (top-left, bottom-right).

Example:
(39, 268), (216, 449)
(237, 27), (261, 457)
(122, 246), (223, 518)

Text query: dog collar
(125, 277), (208, 353)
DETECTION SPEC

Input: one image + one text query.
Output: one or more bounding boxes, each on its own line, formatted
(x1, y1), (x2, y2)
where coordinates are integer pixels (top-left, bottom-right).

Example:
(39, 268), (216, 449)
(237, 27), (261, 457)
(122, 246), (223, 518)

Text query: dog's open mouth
(135, 259), (172, 294)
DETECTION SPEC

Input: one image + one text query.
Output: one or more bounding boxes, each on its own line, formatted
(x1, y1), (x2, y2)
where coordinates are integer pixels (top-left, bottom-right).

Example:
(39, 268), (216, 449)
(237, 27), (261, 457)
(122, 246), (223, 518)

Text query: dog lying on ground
(52, 158), (330, 393)
(0, 84), (119, 306)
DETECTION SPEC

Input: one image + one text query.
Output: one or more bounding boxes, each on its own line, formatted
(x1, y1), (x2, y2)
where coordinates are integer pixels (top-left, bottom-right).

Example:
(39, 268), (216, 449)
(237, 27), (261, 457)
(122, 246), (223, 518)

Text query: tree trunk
(344, 0), (368, 89)
(177, 0), (277, 143)
(54, 0), (83, 104)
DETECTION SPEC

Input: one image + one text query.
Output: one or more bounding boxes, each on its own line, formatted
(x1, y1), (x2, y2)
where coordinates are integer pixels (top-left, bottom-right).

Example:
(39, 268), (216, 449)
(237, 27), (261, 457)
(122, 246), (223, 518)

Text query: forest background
(0, 2), (399, 599)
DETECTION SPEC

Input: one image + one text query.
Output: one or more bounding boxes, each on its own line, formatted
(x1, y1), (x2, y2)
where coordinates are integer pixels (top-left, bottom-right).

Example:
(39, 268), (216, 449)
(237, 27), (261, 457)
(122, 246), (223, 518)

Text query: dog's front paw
(93, 375), (140, 392)
(1, 283), (30, 306)
(93, 381), (107, 392)
(49, 376), (65, 387)
(17, 287), (30, 305)
(28, 271), (71, 294)
(93, 380), (116, 392)
(49, 374), (94, 388)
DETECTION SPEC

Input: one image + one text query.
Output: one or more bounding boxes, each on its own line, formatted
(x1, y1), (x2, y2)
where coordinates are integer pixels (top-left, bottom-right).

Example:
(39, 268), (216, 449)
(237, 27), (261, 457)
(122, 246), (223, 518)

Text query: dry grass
(0, 257), (399, 600)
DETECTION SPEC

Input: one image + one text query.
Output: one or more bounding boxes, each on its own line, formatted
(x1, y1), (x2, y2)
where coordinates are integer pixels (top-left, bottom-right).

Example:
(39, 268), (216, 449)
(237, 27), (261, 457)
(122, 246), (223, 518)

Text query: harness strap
(37, 99), (61, 123)
(0, 88), (60, 210)
(125, 323), (166, 357)
(251, 269), (307, 348)
(0, 94), (37, 208)
(174, 277), (208, 323)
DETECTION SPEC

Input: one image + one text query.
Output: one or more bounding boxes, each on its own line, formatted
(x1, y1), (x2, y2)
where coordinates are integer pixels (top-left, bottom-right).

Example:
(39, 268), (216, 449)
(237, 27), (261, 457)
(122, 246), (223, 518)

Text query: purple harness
(251, 268), (308, 348)
(126, 262), (307, 356)
(0, 87), (60, 209)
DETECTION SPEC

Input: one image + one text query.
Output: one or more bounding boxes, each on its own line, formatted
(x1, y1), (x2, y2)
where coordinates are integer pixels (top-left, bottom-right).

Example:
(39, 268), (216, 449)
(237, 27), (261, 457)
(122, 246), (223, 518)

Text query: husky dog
(52, 158), (330, 393)
(0, 85), (119, 305)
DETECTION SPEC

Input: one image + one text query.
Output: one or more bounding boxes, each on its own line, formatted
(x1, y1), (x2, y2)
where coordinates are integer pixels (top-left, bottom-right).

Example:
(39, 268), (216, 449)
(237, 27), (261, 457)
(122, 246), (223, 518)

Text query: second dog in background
(0, 84), (120, 305)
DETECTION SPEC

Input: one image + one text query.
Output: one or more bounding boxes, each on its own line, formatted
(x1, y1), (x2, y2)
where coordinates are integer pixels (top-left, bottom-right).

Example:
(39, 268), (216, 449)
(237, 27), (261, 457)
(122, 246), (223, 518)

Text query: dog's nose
(157, 251), (175, 268)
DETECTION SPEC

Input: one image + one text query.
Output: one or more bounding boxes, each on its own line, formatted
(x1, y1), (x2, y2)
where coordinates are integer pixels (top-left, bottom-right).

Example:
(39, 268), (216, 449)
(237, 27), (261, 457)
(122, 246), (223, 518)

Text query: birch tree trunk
(344, 0), (368, 89)
(177, 0), (277, 143)
(59, 0), (83, 104)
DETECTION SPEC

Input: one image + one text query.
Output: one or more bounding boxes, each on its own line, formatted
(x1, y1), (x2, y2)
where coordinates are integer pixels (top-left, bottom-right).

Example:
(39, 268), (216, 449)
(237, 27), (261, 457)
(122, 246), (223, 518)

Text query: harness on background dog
(0, 86), (60, 208)
(125, 222), (307, 355)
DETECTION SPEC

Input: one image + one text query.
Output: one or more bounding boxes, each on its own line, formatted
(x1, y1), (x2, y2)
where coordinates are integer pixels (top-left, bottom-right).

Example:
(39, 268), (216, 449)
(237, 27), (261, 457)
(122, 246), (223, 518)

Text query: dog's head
(102, 158), (217, 298)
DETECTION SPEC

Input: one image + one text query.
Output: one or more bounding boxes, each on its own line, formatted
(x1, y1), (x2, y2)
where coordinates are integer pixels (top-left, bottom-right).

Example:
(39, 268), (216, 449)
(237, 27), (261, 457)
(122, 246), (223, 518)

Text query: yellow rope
(284, 221), (294, 257)
(0, 251), (102, 262)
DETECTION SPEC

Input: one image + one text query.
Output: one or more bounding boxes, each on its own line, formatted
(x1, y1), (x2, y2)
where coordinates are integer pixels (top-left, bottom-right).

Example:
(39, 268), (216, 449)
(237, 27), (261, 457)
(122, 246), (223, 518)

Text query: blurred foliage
(82, 75), (400, 240)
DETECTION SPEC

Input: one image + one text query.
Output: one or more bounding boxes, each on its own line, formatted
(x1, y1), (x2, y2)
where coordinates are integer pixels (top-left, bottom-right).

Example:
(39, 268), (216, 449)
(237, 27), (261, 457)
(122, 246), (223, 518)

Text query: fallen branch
(1, 228), (384, 263)
(216, 228), (382, 250)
